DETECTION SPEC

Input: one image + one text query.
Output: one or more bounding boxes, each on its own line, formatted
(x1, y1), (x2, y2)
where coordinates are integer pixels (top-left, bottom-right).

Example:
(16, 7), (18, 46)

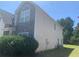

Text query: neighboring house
(0, 9), (15, 36)
(15, 2), (63, 52)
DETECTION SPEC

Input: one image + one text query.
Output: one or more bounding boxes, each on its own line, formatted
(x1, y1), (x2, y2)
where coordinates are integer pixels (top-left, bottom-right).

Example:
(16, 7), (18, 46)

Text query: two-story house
(15, 2), (63, 52)
(0, 1), (63, 52)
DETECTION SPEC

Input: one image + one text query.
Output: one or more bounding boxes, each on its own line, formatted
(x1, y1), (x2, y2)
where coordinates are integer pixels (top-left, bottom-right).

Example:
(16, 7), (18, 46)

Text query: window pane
(19, 9), (30, 23)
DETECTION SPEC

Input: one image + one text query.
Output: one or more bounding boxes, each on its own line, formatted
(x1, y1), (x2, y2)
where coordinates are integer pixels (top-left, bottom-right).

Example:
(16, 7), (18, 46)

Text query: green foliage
(74, 23), (79, 37)
(58, 17), (74, 43)
(70, 23), (79, 43)
(0, 35), (38, 56)
(70, 36), (79, 44)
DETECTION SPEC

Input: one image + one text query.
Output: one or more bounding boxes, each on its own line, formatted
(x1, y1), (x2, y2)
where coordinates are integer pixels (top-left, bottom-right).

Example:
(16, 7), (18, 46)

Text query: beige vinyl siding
(34, 4), (63, 52)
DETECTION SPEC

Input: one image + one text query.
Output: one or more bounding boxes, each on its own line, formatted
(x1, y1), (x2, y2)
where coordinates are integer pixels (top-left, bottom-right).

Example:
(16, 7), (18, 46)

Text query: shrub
(0, 35), (38, 56)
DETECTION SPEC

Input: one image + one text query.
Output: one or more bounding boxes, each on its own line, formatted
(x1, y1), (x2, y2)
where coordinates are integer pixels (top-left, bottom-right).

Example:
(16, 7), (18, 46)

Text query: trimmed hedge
(0, 35), (38, 56)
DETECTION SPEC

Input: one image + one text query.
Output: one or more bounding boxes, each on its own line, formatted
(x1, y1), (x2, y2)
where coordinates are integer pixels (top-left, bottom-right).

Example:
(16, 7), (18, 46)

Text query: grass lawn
(35, 44), (79, 57)
(64, 44), (79, 57)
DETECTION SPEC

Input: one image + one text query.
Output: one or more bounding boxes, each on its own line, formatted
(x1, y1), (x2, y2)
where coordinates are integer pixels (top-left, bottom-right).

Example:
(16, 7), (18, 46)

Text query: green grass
(35, 44), (79, 57)
(64, 44), (79, 57)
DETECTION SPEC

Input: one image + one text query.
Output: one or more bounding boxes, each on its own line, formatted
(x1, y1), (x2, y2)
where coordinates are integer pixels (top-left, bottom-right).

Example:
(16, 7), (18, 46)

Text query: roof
(0, 9), (14, 16)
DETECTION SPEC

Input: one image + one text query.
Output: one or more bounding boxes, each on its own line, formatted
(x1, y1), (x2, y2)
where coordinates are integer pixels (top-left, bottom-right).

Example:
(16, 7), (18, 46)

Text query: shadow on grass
(65, 42), (79, 46)
(35, 47), (74, 57)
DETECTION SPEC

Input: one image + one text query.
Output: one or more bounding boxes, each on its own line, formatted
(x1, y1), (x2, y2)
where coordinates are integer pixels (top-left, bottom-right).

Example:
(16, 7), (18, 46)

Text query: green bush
(0, 35), (38, 56)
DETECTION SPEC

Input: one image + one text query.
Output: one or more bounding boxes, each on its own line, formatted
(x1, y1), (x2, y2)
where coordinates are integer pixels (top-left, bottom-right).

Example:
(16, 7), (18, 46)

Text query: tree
(57, 18), (65, 26)
(75, 23), (79, 35)
(57, 17), (74, 43)
(71, 23), (79, 42)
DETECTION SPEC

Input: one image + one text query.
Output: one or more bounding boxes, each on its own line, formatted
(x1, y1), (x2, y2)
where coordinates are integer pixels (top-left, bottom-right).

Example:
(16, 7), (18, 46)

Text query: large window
(19, 9), (30, 23)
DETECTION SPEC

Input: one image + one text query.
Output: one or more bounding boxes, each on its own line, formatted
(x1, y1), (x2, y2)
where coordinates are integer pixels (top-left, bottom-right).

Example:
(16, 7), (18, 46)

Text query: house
(15, 1), (63, 52)
(0, 9), (15, 36)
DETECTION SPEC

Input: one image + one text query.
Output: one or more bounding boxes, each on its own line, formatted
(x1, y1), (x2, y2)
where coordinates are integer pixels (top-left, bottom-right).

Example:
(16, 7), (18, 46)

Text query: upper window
(19, 9), (30, 23)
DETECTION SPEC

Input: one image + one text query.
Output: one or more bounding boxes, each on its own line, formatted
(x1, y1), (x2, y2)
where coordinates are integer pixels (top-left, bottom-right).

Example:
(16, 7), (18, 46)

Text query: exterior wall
(55, 24), (63, 46)
(34, 5), (63, 52)
(15, 2), (35, 37)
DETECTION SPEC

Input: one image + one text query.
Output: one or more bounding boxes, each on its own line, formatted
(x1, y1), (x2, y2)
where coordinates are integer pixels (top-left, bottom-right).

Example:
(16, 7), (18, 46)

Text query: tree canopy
(57, 17), (74, 43)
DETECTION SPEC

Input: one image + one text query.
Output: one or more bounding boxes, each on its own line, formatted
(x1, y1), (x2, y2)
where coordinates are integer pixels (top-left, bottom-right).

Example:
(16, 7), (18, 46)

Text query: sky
(0, 1), (79, 27)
